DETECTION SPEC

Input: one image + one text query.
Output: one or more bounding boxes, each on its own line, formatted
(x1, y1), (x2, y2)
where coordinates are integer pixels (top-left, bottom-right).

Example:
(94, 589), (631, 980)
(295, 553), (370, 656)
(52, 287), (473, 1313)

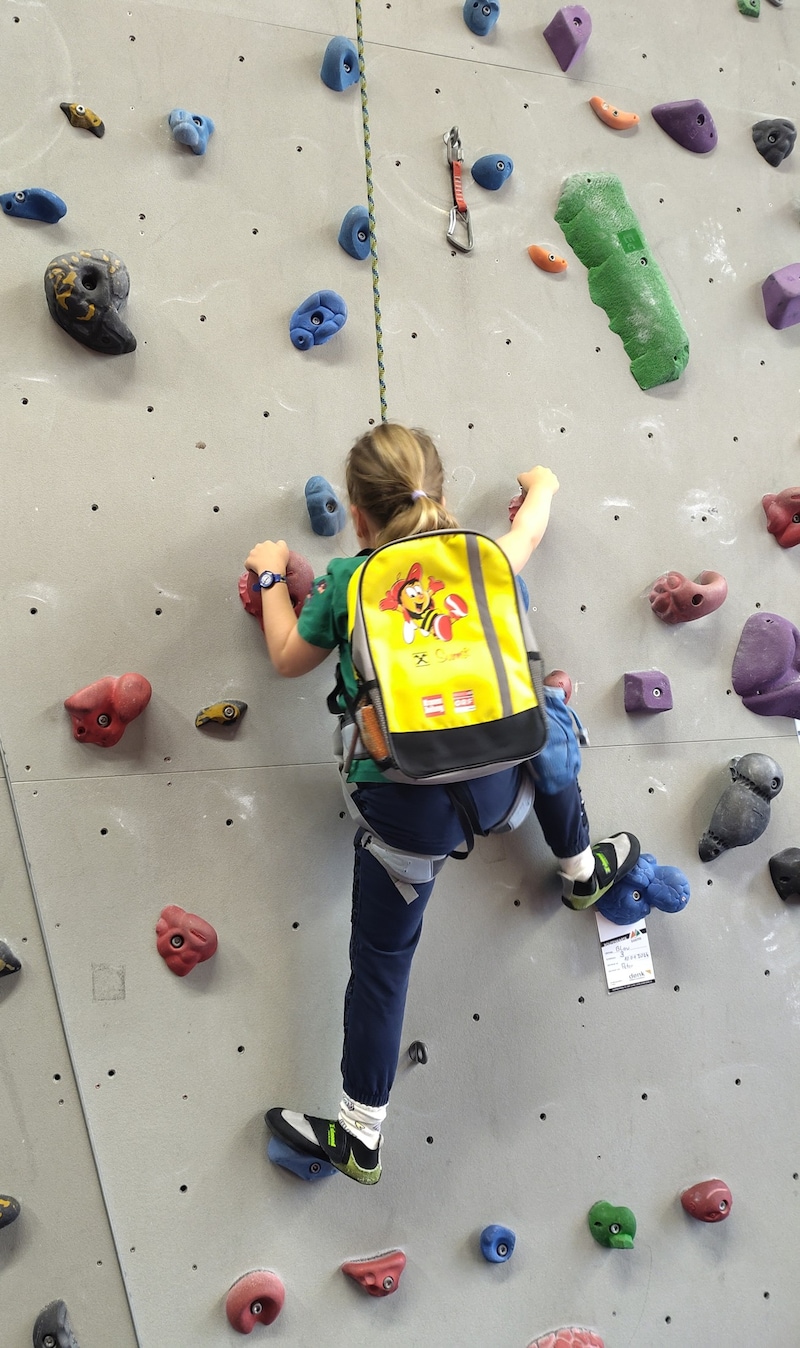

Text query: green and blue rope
(355, 0), (388, 421)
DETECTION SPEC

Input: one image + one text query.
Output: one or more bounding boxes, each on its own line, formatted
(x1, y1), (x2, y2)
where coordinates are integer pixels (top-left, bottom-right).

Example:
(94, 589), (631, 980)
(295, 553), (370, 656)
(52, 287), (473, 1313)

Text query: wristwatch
(256, 570), (287, 591)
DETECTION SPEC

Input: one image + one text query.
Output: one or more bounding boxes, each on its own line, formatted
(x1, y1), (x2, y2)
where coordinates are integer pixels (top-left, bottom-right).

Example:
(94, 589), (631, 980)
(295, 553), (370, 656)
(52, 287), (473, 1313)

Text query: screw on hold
(382, 1276), (395, 1290)
(408, 1040), (428, 1064)
(251, 1302), (263, 1315)
(43, 1339), (55, 1348)
(170, 934), (184, 948)
(97, 713), (111, 726)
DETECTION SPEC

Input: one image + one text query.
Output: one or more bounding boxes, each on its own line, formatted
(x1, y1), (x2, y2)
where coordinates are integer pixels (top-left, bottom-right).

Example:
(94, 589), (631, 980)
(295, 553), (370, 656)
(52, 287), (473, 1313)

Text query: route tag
(595, 910), (655, 993)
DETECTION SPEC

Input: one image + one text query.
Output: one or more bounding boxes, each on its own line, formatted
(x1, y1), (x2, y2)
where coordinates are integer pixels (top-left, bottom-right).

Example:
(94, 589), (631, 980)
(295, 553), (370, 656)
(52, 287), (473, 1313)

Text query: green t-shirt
(297, 551), (386, 783)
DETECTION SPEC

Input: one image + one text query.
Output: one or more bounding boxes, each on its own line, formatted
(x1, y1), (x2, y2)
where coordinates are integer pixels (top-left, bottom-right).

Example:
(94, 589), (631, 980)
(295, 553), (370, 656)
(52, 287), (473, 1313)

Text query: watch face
(258, 571), (275, 589)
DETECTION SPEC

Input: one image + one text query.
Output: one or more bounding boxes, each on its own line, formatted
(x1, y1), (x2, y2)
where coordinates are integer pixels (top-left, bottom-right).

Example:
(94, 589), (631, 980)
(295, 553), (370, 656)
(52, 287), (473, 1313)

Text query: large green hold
(555, 172), (689, 390)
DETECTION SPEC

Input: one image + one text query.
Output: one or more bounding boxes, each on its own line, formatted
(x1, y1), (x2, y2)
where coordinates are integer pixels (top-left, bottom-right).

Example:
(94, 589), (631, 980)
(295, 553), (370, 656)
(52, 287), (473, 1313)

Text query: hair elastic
(411, 489), (428, 501)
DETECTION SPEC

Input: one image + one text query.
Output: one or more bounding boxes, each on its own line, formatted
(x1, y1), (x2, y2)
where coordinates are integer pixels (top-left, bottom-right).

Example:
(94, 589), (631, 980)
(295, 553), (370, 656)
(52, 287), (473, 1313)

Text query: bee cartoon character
(379, 562), (468, 644)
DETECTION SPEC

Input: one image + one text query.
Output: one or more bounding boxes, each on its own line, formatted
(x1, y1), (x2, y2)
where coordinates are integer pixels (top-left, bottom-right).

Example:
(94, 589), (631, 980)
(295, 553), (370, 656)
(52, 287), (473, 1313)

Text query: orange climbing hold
(589, 96), (639, 130)
(527, 244), (568, 273)
(341, 1249), (406, 1296)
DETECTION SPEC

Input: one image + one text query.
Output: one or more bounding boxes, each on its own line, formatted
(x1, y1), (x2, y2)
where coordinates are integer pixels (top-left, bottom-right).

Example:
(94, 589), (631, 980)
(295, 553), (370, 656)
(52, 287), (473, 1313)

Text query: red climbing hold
(156, 905), (218, 976)
(648, 570), (727, 624)
(225, 1270), (285, 1333)
(527, 1330), (605, 1348)
(64, 673), (151, 747)
(762, 488), (800, 548)
(341, 1248), (406, 1296)
(239, 551), (314, 627)
(681, 1178), (733, 1222)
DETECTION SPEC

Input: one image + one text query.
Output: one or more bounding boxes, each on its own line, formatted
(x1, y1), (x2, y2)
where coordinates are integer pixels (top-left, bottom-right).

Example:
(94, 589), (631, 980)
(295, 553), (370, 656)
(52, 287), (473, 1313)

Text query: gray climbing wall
(2, 0), (800, 1344)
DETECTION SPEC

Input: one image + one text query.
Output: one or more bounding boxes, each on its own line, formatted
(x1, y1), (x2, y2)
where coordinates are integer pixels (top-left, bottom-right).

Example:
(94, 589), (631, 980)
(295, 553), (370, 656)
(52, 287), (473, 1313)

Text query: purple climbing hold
(623, 671), (673, 713)
(732, 612), (800, 719)
(762, 264), (800, 330)
(651, 100), (718, 154)
(543, 6), (592, 72)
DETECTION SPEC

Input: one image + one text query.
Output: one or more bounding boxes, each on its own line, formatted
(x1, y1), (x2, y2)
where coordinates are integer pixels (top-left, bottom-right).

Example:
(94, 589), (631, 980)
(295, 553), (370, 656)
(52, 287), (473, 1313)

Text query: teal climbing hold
(555, 172), (689, 390)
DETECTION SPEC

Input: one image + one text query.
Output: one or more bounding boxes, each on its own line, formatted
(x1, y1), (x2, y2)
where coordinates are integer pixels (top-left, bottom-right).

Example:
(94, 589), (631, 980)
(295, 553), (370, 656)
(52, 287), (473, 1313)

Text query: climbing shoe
(561, 832), (641, 911)
(265, 1108), (382, 1185)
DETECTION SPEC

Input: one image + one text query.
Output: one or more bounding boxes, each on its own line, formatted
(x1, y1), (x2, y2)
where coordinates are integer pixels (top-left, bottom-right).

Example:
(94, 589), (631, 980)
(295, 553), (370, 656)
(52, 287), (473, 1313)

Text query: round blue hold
(321, 35), (359, 91)
(463, 0), (500, 35)
(515, 575), (530, 612)
(338, 205), (370, 260)
(471, 154), (514, 190)
(305, 475), (346, 536)
(289, 290), (348, 350)
(480, 1223), (516, 1262)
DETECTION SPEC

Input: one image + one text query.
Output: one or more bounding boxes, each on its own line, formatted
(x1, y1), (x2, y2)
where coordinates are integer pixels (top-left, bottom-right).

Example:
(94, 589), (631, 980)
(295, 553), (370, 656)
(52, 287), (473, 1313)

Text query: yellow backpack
(344, 530), (548, 784)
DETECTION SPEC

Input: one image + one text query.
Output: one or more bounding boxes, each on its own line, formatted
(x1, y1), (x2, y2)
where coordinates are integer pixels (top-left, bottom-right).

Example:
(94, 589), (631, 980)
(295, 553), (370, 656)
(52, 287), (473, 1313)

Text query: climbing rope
(354, 0), (388, 421)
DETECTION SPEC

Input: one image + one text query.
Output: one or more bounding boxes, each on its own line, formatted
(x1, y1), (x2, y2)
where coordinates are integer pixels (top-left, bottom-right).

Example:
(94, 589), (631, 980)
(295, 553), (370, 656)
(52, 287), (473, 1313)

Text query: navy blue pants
(341, 767), (589, 1107)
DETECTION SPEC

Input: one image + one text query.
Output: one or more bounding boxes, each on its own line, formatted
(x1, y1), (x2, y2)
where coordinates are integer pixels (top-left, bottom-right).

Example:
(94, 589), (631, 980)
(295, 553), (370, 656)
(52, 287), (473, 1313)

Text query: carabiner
(443, 126), (473, 253)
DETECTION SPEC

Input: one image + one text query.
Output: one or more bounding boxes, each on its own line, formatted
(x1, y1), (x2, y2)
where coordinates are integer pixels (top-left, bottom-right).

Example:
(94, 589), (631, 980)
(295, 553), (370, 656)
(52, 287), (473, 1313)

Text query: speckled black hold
(769, 847), (800, 900)
(0, 1194), (20, 1229)
(32, 1300), (80, 1348)
(752, 118), (796, 167)
(699, 753), (783, 862)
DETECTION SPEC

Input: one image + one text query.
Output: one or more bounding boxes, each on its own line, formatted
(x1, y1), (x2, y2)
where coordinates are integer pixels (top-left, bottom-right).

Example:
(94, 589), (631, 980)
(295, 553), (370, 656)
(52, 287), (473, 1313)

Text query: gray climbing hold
(752, 118), (796, 166)
(0, 940), (21, 977)
(32, 1301), (80, 1348)
(623, 671), (673, 712)
(699, 753), (783, 862)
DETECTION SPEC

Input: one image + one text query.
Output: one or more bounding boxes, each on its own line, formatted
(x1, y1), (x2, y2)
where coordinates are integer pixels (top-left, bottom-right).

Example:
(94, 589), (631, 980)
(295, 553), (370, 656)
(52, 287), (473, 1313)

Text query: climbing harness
(444, 126), (474, 253)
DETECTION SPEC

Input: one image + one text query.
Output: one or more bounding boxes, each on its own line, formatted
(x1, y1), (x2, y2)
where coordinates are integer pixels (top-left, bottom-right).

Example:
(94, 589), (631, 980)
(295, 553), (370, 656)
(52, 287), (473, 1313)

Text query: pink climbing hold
(341, 1248), (406, 1296)
(64, 673), (152, 747)
(762, 487), (800, 548)
(225, 1270), (285, 1333)
(648, 570), (727, 624)
(156, 905), (218, 976)
(544, 669), (573, 702)
(239, 551), (314, 627)
(527, 1330), (605, 1348)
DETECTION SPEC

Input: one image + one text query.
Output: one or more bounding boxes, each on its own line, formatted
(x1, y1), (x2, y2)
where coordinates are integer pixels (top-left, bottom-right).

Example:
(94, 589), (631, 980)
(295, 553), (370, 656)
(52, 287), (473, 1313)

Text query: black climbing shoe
(265, 1108), (382, 1185)
(561, 832), (641, 911)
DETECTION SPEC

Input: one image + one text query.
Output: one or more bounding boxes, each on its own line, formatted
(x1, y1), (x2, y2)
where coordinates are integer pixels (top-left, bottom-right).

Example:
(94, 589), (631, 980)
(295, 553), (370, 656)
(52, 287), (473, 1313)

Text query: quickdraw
(443, 126), (473, 253)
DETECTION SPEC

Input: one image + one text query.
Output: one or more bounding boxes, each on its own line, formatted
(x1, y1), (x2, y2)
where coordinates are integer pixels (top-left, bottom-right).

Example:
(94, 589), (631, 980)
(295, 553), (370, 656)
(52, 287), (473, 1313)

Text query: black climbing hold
(769, 847), (800, 901)
(32, 1300), (80, 1348)
(752, 118), (796, 167)
(0, 940), (21, 977)
(699, 753), (783, 862)
(408, 1040), (429, 1064)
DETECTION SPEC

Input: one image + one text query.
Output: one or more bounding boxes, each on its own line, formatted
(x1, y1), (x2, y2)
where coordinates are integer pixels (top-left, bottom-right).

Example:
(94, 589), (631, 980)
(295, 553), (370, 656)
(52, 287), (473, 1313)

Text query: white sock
(338, 1095), (387, 1150)
(557, 847), (594, 883)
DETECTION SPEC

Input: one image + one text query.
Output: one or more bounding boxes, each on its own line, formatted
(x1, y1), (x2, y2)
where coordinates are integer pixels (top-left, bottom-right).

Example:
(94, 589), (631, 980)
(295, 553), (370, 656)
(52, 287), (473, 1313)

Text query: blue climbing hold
(338, 205), (371, 260)
(267, 1135), (337, 1181)
(463, 0), (500, 35)
(516, 575), (530, 612)
(480, 1224), (516, 1262)
(596, 853), (690, 926)
(0, 189), (66, 223)
(168, 108), (215, 155)
(305, 476), (347, 536)
(290, 291), (347, 350)
(471, 154), (514, 190)
(321, 36), (359, 91)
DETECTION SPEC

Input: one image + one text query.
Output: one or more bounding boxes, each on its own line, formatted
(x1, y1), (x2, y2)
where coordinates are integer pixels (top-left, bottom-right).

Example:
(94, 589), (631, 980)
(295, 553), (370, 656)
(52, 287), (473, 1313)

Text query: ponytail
(346, 423), (458, 545)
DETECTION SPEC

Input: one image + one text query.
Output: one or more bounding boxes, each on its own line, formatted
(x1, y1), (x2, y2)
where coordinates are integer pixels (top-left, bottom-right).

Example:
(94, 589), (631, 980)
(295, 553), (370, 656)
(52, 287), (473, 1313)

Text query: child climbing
(245, 423), (640, 1185)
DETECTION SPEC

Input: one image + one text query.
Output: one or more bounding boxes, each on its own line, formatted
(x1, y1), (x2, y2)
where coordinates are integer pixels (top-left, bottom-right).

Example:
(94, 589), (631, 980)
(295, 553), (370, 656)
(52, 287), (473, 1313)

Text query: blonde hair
(346, 423), (458, 546)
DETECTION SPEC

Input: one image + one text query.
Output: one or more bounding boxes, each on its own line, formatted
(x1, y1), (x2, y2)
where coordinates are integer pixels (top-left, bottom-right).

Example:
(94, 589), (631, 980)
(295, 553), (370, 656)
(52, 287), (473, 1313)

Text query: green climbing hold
(587, 1199), (637, 1248)
(738, 0), (760, 14)
(555, 173), (689, 390)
